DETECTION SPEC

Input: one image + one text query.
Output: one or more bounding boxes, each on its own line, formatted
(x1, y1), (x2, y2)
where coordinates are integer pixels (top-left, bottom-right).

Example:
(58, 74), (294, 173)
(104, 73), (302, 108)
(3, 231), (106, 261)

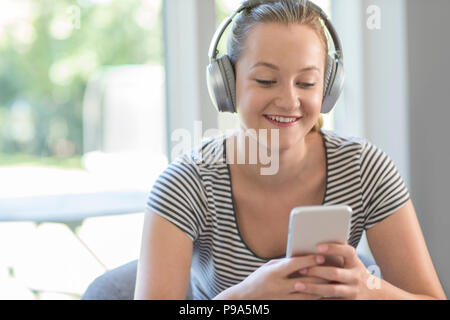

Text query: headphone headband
(208, 0), (343, 63)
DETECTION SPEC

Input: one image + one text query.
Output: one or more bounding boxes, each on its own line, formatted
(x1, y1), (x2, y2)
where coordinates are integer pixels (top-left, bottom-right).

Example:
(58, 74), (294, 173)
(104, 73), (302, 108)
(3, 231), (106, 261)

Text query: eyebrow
(249, 61), (320, 73)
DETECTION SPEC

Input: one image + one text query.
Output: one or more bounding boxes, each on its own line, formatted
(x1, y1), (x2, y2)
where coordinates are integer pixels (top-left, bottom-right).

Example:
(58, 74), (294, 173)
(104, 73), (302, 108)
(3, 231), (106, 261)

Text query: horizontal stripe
(146, 129), (410, 299)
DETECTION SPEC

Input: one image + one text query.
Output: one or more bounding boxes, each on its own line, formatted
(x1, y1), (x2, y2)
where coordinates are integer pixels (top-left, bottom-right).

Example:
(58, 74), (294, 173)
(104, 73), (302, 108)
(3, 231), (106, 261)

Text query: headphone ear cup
(217, 56), (237, 113)
(206, 55), (237, 113)
(321, 54), (344, 114)
(323, 55), (335, 98)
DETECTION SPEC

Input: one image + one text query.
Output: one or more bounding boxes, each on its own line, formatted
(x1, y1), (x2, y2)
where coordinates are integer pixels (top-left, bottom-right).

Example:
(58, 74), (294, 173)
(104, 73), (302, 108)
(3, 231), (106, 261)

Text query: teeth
(266, 115), (298, 123)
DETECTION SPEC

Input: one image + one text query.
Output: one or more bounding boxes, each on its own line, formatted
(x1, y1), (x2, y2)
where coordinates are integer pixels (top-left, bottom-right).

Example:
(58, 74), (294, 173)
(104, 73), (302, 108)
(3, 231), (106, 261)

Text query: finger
(285, 279), (326, 299)
(294, 281), (354, 299)
(277, 255), (325, 277)
(320, 297), (345, 300)
(284, 276), (330, 295)
(317, 243), (358, 266)
(304, 266), (355, 284)
(265, 258), (283, 266)
(322, 254), (344, 268)
(285, 292), (323, 300)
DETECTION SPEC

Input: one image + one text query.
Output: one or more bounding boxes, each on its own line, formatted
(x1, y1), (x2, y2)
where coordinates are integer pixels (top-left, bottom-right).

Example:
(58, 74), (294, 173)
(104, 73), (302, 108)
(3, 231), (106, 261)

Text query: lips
(263, 114), (301, 127)
(264, 114), (302, 119)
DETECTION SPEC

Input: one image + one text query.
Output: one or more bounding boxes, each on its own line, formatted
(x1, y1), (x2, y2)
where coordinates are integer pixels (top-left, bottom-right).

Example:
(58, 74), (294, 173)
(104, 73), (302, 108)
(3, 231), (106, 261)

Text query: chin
(258, 132), (302, 152)
(240, 118), (309, 150)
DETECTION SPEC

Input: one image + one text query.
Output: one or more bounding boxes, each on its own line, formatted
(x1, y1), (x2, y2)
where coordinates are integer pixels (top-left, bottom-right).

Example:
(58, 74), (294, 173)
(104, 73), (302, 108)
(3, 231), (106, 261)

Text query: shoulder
(173, 132), (229, 171)
(320, 129), (368, 159)
(155, 133), (229, 190)
(146, 134), (230, 241)
(320, 129), (386, 162)
(320, 129), (399, 184)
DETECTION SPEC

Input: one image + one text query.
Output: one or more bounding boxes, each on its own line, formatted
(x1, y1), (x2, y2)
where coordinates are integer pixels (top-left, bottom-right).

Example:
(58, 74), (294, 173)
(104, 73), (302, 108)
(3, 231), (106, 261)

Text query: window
(0, 0), (165, 299)
(0, 0), (166, 169)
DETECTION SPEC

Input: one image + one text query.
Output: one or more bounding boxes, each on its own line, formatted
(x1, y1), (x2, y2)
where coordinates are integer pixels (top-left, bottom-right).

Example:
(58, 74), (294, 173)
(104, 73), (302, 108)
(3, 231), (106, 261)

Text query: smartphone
(286, 205), (352, 258)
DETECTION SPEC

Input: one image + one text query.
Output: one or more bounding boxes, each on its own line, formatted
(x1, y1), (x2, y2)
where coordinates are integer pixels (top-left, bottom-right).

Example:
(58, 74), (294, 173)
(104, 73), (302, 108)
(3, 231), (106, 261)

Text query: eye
(299, 83), (316, 88)
(255, 79), (276, 86)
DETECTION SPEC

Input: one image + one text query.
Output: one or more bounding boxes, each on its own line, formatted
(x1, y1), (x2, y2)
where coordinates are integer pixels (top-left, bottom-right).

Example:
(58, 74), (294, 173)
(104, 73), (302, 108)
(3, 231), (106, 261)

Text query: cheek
(303, 90), (324, 115)
(236, 84), (267, 115)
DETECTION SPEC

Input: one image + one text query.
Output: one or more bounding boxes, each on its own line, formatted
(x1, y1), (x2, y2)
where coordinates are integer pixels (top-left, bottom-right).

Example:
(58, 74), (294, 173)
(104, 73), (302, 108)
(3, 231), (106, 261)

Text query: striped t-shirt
(146, 129), (410, 299)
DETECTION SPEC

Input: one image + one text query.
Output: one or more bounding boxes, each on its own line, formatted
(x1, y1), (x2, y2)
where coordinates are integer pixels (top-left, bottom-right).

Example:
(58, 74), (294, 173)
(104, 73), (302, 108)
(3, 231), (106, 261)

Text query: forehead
(239, 23), (326, 70)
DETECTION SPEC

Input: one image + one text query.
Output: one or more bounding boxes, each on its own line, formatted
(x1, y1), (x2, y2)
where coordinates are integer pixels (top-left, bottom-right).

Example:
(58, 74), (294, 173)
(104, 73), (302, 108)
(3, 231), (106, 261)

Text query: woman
(134, 0), (446, 300)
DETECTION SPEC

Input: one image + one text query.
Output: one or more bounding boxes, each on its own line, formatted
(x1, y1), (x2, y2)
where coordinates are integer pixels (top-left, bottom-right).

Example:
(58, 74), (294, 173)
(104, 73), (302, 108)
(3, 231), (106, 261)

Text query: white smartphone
(286, 205), (352, 258)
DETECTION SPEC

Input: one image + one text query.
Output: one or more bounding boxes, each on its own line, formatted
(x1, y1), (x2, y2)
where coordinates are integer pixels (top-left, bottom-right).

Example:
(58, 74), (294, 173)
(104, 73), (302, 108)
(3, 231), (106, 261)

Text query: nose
(274, 81), (301, 111)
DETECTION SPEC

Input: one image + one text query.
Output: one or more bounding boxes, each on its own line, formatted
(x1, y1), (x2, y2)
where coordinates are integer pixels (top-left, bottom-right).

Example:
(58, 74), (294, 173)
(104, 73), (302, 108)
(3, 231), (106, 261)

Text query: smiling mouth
(263, 115), (302, 127)
(263, 114), (301, 123)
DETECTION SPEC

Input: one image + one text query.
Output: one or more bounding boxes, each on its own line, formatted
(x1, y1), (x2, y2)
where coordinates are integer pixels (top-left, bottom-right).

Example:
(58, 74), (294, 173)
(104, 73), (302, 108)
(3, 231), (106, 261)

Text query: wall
(406, 0), (450, 297)
(334, 0), (449, 296)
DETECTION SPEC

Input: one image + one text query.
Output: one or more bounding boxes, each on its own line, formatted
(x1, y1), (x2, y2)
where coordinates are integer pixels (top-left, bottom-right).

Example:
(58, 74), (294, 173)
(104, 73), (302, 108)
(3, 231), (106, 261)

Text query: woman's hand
(217, 254), (332, 300)
(293, 243), (377, 300)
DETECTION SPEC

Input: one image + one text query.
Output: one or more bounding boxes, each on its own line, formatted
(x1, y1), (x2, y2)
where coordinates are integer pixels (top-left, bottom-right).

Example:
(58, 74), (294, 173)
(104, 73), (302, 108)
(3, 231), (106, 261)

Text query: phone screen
(286, 205), (351, 258)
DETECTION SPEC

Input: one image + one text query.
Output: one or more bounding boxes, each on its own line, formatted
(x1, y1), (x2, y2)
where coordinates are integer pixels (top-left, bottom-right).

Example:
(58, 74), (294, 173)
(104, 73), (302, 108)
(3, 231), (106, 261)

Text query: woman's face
(235, 22), (326, 150)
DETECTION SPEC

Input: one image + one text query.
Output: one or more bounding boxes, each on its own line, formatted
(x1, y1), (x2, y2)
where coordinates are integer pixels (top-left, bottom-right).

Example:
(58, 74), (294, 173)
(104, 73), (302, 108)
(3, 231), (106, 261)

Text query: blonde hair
(227, 0), (327, 132)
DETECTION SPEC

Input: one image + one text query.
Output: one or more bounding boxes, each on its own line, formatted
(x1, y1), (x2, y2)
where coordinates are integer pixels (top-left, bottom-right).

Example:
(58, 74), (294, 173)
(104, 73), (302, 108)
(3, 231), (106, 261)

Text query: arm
(134, 210), (193, 299)
(134, 211), (328, 300)
(366, 199), (447, 300)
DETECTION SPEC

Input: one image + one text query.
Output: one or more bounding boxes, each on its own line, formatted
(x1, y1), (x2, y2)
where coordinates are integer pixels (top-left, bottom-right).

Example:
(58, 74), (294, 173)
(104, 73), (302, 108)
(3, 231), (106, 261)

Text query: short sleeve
(360, 142), (410, 230)
(145, 155), (207, 241)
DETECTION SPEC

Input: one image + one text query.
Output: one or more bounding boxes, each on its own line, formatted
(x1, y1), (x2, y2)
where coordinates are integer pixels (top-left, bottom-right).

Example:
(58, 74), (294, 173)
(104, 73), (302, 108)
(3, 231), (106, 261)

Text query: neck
(226, 130), (320, 191)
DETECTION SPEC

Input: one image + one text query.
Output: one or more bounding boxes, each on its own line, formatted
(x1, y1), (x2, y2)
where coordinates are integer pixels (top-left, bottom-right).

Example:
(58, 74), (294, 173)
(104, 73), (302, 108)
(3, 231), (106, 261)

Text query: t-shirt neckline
(222, 129), (329, 261)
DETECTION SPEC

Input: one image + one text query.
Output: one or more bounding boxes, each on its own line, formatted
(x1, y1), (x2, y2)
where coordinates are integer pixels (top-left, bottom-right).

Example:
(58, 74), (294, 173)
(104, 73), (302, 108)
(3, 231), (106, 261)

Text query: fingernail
(317, 244), (328, 253)
(295, 282), (306, 291)
(299, 268), (308, 275)
(316, 256), (325, 264)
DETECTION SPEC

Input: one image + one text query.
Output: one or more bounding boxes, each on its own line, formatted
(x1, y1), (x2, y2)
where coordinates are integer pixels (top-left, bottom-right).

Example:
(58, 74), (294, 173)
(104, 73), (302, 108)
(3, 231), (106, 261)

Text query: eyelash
(255, 80), (315, 88)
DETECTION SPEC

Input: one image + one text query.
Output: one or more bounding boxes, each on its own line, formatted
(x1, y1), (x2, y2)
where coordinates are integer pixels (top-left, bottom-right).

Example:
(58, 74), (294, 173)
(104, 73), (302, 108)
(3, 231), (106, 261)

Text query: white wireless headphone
(206, 0), (344, 114)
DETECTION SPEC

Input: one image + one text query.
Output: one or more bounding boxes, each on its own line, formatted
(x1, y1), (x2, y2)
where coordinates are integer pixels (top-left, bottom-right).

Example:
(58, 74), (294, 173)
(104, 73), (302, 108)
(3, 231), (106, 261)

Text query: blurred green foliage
(0, 0), (233, 168)
(0, 152), (82, 169)
(0, 0), (164, 166)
